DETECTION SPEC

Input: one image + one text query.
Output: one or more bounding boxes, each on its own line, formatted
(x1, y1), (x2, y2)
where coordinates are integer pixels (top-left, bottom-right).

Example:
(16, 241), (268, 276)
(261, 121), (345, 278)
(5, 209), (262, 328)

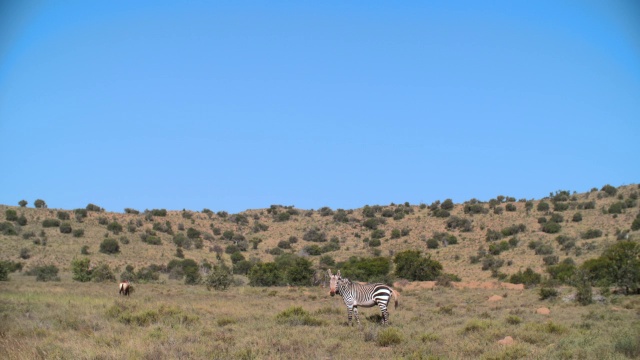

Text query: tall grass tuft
(275, 306), (324, 326)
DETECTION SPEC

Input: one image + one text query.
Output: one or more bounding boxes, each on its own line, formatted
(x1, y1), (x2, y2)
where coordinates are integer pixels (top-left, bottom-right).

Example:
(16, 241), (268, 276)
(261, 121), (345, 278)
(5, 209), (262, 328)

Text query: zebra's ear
(337, 270), (341, 278)
(327, 269), (332, 277)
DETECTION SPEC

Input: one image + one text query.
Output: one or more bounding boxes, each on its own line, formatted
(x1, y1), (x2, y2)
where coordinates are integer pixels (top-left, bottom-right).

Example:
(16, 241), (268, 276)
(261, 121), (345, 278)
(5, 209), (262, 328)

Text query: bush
(572, 212), (583, 222)
(81, 245), (90, 255)
(107, 222), (123, 234)
(28, 265), (60, 282)
(601, 184), (617, 197)
(248, 262), (283, 286)
(537, 201), (550, 212)
(91, 263), (116, 282)
(204, 263), (233, 290)
(73, 229), (84, 238)
(34, 199), (46, 208)
(71, 258), (92, 282)
(19, 248), (30, 259)
(5, 209), (18, 221)
(303, 227), (327, 242)
(100, 238), (120, 254)
(446, 216), (473, 232)
(541, 221), (561, 234)
(276, 307), (323, 326)
(509, 268), (541, 287)
(426, 238), (439, 249)
(539, 287), (559, 300)
(505, 203), (517, 212)
(376, 328), (403, 346)
(574, 269), (593, 305)
(59, 222), (72, 234)
(187, 227), (201, 239)
(0, 222), (17, 235)
(547, 259), (576, 284)
(42, 219), (60, 228)
(340, 256), (391, 282)
(441, 199), (454, 210)
(0, 262), (8, 281)
(394, 250), (442, 281)
(581, 229), (602, 239)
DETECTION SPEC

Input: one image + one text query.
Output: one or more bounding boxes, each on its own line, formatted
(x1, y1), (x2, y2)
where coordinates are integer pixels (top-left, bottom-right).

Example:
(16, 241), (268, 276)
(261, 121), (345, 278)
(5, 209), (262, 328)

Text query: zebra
(328, 269), (399, 325)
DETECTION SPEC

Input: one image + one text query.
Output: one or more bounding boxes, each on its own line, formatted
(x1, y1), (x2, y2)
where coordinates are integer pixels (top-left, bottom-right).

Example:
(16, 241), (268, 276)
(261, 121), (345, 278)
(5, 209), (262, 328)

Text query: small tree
(205, 262), (233, 290)
(19, 200), (28, 207)
(394, 250), (442, 281)
(71, 258), (92, 282)
(34, 199), (46, 208)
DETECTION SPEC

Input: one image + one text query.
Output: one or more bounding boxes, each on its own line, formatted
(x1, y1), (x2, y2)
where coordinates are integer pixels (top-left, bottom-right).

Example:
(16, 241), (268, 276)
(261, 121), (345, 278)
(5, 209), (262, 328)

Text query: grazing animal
(119, 280), (130, 296)
(328, 269), (399, 325)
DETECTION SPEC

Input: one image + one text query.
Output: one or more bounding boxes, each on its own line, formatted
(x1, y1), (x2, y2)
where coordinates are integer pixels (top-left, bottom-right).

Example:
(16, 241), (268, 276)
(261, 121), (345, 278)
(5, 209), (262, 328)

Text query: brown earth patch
(498, 336), (514, 345)
(488, 295), (503, 302)
(536, 307), (551, 315)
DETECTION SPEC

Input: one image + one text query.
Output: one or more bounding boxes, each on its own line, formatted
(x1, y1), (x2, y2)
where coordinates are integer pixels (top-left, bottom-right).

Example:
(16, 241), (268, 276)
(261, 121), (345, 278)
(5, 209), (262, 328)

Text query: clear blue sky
(1, 1), (639, 213)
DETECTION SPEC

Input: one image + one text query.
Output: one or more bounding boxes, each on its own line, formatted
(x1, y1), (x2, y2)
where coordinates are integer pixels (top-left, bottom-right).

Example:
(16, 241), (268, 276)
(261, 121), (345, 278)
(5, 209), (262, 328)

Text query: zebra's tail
(392, 289), (400, 309)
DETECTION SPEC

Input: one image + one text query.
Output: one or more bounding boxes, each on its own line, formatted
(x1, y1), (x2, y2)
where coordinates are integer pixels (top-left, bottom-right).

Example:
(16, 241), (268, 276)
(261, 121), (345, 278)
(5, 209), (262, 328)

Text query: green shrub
(5, 209), (18, 221)
(340, 256), (391, 282)
(107, 221), (123, 234)
(537, 201), (550, 212)
(426, 238), (439, 249)
(205, 263), (233, 290)
(19, 200), (27, 207)
(100, 238), (120, 254)
(394, 250), (442, 281)
(539, 287), (559, 300)
(574, 269), (593, 305)
(186, 227), (201, 239)
(581, 229), (602, 239)
(0, 222), (17, 235)
(276, 307), (323, 326)
(547, 259), (576, 284)
(601, 184), (617, 197)
(553, 202), (569, 212)
(42, 219), (60, 228)
(28, 265), (60, 282)
(446, 216), (473, 232)
(509, 268), (541, 287)
(572, 212), (583, 222)
(71, 258), (92, 282)
(150, 209), (167, 216)
(16, 215), (27, 226)
(486, 229), (503, 242)
(632, 214), (640, 231)
(0, 262), (8, 281)
(541, 221), (561, 234)
(73, 229), (84, 238)
(505, 203), (517, 212)
(248, 262), (283, 286)
(303, 227), (327, 242)
(34, 199), (46, 208)
(91, 263), (116, 282)
(376, 328), (403, 346)
(59, 222), (72, 234)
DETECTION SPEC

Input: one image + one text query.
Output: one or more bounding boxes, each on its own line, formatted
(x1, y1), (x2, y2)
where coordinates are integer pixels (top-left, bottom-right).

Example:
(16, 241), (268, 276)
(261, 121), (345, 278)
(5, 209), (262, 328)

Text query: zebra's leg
(346, 306), (354, 326)
(353, 306), (361, 325)
(379, 304), (389, 325)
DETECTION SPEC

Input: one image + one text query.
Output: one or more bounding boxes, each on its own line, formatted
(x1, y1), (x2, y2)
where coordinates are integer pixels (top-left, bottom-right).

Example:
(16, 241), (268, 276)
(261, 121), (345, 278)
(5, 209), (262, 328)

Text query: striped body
(328, 270), (398, 325)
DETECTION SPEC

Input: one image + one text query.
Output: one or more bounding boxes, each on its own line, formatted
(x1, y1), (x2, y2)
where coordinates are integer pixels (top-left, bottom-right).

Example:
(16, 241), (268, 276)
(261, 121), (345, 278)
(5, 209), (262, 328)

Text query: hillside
(1, 183), (639, 282)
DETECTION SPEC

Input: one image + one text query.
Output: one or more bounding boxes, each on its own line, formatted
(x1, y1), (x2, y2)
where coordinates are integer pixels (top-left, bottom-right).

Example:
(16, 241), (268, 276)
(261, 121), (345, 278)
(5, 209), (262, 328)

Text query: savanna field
(1, 184), (640, 359)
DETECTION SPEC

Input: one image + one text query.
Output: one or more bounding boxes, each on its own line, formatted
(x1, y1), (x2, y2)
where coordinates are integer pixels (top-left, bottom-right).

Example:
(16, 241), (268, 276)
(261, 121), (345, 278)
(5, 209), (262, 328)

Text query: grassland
(1, 275), (640, 359)
(1, 183), (640, 359)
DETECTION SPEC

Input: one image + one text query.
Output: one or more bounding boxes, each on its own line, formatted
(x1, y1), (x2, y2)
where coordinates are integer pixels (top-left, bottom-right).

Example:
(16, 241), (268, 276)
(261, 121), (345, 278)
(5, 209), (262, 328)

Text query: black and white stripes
(328, 269), (398, 325)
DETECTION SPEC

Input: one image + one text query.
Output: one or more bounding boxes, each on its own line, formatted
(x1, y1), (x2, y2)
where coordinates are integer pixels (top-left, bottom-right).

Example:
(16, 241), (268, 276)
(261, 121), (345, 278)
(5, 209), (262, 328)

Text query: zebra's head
(328, 269), (342, 297)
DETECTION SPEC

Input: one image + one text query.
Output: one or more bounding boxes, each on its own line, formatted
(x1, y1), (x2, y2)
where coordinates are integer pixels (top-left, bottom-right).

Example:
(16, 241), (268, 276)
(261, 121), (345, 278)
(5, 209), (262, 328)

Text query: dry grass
(1, 276), (639, 359)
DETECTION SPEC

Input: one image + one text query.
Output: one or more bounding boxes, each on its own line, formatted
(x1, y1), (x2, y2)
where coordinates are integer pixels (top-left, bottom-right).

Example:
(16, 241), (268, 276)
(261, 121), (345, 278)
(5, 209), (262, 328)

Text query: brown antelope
(119, 280), (131, 296)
